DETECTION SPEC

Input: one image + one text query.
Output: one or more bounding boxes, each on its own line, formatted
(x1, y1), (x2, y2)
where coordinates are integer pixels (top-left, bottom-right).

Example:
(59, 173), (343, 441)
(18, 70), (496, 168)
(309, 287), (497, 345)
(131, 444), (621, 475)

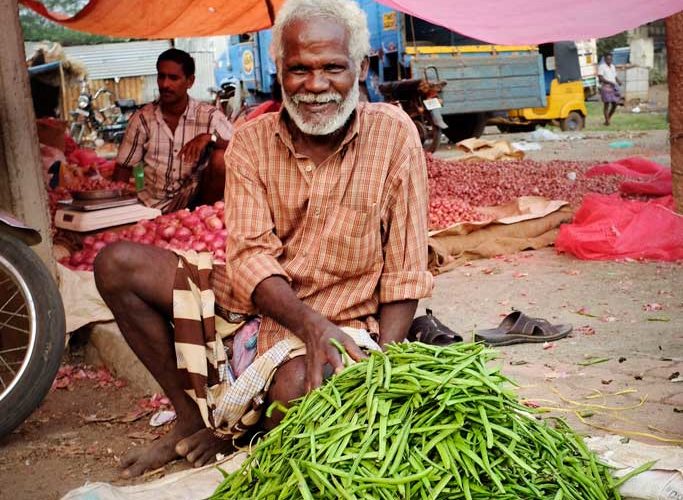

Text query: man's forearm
(252, 275), (325, 342)
(113, 163), (132, 182)
(378, 299), (418, 347)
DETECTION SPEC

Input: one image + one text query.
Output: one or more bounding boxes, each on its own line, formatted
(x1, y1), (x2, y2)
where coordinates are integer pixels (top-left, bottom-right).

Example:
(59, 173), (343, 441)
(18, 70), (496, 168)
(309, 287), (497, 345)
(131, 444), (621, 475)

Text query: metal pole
(0, 0), (56, 273)
(667, 12), (683, 214)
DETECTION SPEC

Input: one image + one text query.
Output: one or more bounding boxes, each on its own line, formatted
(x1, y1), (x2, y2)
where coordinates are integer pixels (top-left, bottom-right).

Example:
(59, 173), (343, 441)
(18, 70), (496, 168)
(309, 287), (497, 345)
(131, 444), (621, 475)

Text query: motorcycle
(209, 77), (242, 121)
(70, 79), (139, 145)
(378, 71), (448, 153)
(0, 211), (65, 438)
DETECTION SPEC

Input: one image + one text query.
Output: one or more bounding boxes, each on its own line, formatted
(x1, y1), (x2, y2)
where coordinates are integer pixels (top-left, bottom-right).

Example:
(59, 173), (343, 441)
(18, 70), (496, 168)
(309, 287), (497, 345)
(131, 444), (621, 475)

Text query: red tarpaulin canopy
(20, 0), (683, 42)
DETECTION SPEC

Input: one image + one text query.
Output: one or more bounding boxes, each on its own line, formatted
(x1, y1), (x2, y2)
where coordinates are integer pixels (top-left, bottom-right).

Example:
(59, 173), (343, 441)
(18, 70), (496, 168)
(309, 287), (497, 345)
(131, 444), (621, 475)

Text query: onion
(158, 224), (177, 240)
(209, 237), (225, 252)
(84, 250), (98, 265)
(191, 223), (207, 235)
(131, 225), (147, 238)
(70, 250), (85, 266)
(195, 205), (214, 220)
(205, 216), (223, 231)
(213, 201), (225, 211)
(182, 215), (201, 228)
(101, 231), (119, 244)
(192, 241), (208, 252)
(202, 232), (216, 244)
(175, 227), (192, 241)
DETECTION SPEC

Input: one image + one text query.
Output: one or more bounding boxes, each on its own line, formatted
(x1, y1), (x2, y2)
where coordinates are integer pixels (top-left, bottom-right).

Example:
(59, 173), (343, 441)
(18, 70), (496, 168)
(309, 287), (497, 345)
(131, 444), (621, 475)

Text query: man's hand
(299, 316), (366, 391)
(179, 133), (212, 165)
(113, 163), (132, 183)
(252, 276), (366, 393)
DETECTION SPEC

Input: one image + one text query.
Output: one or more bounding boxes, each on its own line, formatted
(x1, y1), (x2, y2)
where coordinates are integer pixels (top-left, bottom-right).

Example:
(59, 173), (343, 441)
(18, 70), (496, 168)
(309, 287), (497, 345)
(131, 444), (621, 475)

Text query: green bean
(212, 342), (629, 500)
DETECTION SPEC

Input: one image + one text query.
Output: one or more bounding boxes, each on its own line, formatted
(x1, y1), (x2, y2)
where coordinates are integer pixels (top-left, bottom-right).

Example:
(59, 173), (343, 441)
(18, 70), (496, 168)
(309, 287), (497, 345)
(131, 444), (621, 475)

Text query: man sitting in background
(114, 48), (232, 212)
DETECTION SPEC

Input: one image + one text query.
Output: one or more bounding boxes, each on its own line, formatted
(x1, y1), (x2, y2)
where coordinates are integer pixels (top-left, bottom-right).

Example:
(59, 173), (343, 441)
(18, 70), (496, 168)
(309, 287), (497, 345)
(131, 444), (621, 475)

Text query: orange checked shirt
(214, 102), (433, 354)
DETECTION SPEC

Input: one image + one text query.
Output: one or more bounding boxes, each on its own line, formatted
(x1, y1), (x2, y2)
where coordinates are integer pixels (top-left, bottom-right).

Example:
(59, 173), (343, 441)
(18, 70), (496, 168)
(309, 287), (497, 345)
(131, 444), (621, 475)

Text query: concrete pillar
(0, 0), (55, 271)
(667, 12), (683, 214)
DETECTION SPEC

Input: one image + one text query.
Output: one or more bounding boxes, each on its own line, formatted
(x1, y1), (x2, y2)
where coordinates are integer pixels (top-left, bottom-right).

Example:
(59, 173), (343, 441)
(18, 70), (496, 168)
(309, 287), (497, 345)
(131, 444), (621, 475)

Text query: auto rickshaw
(490, 41), (587, 132)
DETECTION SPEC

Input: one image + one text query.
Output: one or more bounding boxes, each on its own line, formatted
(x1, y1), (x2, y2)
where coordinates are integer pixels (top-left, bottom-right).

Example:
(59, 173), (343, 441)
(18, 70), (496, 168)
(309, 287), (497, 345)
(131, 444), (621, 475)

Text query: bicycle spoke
(0, 346), (27, 356)
(0, 288), (20, 312)
(0, 354), (16, 382)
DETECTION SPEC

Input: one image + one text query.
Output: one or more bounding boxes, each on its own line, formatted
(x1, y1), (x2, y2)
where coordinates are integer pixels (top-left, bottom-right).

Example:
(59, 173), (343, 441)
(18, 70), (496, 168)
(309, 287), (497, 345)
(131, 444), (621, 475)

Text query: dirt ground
(0, 129), (680, 500)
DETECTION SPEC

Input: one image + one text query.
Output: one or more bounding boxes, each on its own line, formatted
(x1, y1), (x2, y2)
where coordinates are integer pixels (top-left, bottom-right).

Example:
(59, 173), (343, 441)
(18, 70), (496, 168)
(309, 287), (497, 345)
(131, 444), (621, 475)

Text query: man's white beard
(283, 79), (359, 136)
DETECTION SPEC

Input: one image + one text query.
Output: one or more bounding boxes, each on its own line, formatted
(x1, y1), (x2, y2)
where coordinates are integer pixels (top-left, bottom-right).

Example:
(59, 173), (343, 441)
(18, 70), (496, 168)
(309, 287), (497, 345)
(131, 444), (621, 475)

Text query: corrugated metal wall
(174, 37), (218, 102)
(61, 40), (171, 80)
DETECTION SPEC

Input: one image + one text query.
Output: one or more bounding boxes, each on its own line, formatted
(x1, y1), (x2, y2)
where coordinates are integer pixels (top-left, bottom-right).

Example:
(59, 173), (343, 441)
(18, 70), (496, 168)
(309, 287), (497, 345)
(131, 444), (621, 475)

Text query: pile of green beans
(212, 342), (627, 499)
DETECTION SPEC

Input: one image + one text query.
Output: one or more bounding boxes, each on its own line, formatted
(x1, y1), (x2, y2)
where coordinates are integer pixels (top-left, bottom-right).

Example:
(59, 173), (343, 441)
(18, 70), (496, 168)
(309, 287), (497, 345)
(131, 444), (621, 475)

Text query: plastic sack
(586, 157), (672, 196)
(555, 194), (683, 261)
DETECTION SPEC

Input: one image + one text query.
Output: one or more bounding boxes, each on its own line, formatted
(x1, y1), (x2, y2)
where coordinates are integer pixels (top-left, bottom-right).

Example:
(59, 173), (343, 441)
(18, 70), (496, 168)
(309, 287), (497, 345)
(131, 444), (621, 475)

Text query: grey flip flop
(474, 311), (572, 346)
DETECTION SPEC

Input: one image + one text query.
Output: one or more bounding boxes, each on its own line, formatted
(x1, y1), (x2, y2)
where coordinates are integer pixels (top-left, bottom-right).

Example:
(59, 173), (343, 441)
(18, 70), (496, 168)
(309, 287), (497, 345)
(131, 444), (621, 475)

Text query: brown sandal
(474, 311), (572, 346)
(408, 309), (462, 346)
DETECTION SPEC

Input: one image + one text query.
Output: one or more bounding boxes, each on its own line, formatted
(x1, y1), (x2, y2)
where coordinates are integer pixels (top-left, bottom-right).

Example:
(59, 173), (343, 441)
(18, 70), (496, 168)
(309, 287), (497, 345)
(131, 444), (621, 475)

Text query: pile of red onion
(426, 155), (623, 229)
(62, 201), (226, 271)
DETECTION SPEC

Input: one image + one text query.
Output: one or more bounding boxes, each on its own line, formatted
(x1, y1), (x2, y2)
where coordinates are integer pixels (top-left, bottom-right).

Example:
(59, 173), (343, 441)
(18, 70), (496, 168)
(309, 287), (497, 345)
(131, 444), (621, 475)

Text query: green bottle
(133, 163), (145, 192)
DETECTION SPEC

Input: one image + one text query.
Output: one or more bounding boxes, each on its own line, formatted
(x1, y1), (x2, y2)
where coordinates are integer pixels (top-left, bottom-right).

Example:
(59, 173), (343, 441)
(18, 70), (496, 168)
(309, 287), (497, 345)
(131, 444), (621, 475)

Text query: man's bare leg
(603, 102), (610, 125)
(94, 242), (232, 477)
(262, 357), (306, 430)
(608, 102), (618, 122)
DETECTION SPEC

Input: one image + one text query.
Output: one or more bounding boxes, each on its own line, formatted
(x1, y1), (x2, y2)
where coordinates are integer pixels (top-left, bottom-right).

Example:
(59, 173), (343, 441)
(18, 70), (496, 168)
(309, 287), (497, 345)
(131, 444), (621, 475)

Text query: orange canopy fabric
(20, 0), (286, 39)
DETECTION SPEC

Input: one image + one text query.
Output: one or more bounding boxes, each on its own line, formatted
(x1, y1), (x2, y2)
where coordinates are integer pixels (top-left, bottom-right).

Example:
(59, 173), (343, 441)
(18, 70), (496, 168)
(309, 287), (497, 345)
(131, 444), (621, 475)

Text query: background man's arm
(179, 111), (233, 163)
(113, 111), (145, 183)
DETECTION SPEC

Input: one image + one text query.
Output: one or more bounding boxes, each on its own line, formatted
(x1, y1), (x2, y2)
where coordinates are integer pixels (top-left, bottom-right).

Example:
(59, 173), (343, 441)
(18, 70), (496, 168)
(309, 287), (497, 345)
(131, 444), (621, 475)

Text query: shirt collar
(275, 101), (364, 155)
(153, 95), (197, 123)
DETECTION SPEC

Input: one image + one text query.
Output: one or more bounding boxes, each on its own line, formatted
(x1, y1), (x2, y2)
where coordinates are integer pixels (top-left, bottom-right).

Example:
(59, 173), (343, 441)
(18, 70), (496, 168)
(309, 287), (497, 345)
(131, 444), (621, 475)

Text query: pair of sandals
(408, 309), (572, 347)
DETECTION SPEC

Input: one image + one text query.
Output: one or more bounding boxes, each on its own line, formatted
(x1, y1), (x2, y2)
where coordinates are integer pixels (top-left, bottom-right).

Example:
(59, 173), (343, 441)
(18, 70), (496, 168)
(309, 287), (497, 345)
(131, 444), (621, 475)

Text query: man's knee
(268, 357), (306, 406)
(94, 241), (147, 297)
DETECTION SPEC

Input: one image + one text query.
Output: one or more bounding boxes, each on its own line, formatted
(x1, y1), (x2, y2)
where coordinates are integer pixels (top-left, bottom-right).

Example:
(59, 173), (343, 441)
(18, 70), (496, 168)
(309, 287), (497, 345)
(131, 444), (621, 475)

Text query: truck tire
(443, 113), (487, 144)
(0, 233), (65, 438)
(497, 124), (537, 133)
(561, 111), (585, 132)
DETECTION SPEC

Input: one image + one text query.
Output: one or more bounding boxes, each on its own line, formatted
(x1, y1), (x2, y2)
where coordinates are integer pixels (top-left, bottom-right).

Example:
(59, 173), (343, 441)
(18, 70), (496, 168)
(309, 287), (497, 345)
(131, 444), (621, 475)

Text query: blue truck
(213, 0), (546, 149)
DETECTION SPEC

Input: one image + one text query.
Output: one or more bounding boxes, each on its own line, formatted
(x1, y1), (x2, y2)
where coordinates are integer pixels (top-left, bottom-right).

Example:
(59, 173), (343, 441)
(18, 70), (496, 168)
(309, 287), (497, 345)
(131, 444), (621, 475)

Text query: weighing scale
(54, 189), (161, 232)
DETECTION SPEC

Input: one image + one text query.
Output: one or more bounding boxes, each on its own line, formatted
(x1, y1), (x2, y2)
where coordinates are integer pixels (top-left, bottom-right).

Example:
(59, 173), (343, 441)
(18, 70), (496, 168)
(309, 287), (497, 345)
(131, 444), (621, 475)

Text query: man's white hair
(271, 0), (370, 70)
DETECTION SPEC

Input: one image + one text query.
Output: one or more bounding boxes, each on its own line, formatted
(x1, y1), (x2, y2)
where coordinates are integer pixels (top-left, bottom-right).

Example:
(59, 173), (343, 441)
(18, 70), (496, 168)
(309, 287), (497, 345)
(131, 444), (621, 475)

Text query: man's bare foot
(120, 422), (201, 478)
(175, 428), (235, 468)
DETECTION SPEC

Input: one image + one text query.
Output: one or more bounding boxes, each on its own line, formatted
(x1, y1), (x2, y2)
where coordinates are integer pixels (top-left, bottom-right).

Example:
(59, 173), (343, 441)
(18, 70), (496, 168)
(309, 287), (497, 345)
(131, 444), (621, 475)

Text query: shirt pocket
(317, 204), (381, 278)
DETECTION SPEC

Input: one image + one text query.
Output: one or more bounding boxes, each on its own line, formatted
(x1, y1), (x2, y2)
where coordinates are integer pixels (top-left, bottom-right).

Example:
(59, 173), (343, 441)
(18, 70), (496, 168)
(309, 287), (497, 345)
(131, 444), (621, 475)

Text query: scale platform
(55, 203), (161, 232)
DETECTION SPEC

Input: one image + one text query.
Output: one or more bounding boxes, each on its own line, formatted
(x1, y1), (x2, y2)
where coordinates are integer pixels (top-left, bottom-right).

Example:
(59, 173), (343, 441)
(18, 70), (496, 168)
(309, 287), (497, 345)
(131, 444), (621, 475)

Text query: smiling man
(94, 0), (432, 478)
(113, 49), (233, 212)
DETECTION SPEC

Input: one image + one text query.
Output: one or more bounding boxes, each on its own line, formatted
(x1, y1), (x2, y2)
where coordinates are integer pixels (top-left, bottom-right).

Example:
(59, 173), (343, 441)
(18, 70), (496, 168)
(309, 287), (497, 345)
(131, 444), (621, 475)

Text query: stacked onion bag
(212, 342), (625, 499)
